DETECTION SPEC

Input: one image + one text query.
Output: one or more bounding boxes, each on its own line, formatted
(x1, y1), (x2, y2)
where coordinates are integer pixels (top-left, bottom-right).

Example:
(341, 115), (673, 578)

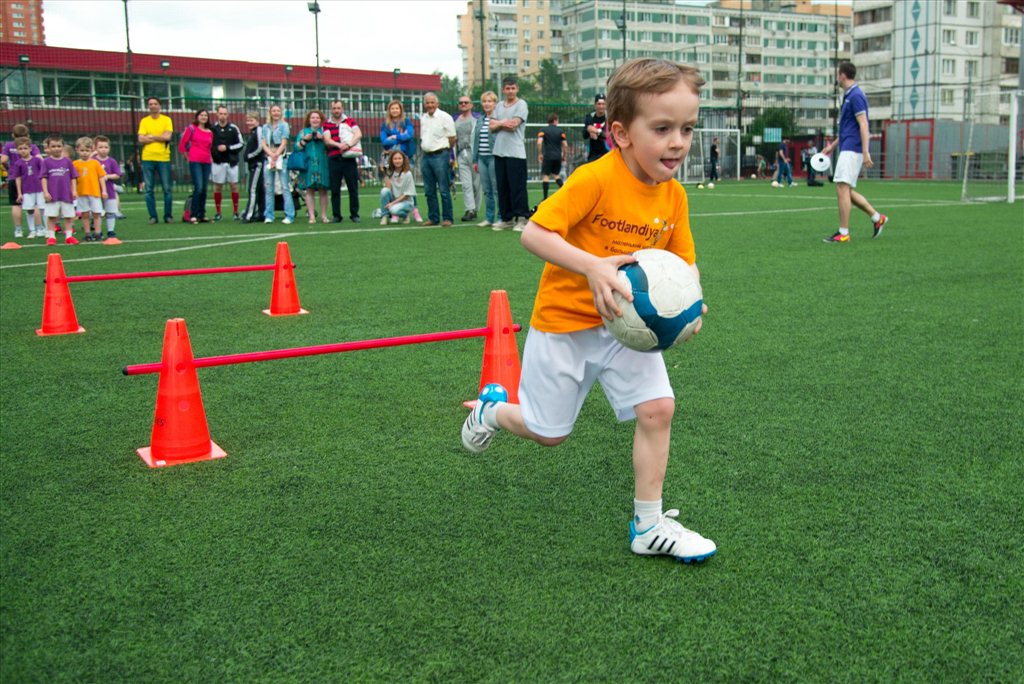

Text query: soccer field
(2, 180), (1022, 681)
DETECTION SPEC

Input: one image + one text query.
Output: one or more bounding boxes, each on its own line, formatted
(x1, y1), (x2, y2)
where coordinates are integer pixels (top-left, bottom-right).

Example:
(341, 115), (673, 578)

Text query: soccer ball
(750, 174), (757, 180)
(771, 180), (780, 188)
(604, 249), (703, 352)
(696, 183), (704, 189)
(707, 182), (715, 189)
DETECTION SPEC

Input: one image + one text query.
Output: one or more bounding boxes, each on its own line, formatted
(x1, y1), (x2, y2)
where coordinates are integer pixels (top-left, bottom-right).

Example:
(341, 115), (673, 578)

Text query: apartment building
(0, 0), (44, 45)
(852, 0), (1022, 125)
(458, 0), (563, 86)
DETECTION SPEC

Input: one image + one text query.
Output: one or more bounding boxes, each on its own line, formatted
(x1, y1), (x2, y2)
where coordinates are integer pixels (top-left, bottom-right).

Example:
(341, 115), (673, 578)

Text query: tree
(435, 71), (465, 104)
(535, 59), (563, 101)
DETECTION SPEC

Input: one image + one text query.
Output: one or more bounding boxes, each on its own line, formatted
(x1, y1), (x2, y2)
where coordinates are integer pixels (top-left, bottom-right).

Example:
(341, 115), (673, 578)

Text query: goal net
(960, 88), (1023, 203)
(683, 128), (741, 185)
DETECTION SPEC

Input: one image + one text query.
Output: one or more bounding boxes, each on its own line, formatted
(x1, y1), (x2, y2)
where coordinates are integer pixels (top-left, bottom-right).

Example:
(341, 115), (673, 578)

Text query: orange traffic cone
(473, 290), (521, 404)
(263, 241), (308, 316)
(37, 253), (85, 336)
(137, 318), (226, 468)
(1, 242), (22, 249)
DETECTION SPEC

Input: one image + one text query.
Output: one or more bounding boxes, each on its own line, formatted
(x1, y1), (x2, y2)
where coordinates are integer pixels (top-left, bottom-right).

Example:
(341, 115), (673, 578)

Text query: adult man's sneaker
(461, 210), (476, 221)
(629, 510), (717, 563)
(491, 220), (513, 231)
(872, 214), (888, 239)
(264, 218), (274, 224)
(477, 219), (491, 227)
(461, 401), (501, 453)
(164, 217), (173, 223)
(513, 217), (527, 233)
(823, 231), (850, 244)
(213, 213), (222, 222)
(282, 217), (293, 225)
(148, 218), (158, 225)
(46, 237), (57, 246)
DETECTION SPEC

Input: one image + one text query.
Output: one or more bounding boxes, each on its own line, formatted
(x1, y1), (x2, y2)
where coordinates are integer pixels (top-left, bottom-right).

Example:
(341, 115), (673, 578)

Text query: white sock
(838, 227), (849, 236)
(106, 215), (116, 232)
(633, 498), (662, 532)
(871, 212), (880, 223)
(64, 228), (73, 238)
(26, 214), (35, 234)
(46, 228), (56, 239)
(479, 401), (502, 430)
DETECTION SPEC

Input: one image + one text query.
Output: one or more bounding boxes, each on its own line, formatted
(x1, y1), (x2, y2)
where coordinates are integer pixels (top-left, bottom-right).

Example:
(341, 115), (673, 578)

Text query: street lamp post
(308, 1), (322, 107)
(284, 65), (293, 111)
(17, 54), (29, 112)
(615, 10), (626, 68)
(475, 4), (486, 90)
(393, 68), (401, 100)
(123, 0), (139, 186)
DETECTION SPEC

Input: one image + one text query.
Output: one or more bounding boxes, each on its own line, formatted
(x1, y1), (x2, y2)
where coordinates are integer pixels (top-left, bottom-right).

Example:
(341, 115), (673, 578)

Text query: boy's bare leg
(631, 398), (674, 501)
(496, 403), (565, 447)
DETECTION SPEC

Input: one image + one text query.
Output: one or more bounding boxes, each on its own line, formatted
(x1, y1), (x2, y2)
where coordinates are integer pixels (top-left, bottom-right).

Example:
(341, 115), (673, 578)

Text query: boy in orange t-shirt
(72, 136), (108, 241)
(462, 59), (715, 564)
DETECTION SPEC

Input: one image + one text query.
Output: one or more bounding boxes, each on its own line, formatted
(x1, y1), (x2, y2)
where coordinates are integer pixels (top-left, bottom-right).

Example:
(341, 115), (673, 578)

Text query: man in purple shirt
(821, 61), (888, 243)
(40, 134), (80, 245)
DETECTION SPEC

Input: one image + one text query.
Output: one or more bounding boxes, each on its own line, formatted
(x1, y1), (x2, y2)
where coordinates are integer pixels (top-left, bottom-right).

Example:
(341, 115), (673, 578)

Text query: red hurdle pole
(123, 324), (522, 376)
(64, 264), (276, 283)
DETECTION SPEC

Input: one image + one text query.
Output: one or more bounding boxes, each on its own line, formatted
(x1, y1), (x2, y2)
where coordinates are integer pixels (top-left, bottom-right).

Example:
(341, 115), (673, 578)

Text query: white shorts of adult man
(211, 163), (239, 185)
(833, 151), (863, 188)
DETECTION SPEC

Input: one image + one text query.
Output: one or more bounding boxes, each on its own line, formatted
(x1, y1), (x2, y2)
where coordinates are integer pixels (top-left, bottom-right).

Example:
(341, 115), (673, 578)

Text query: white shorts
(211, 163), (239, 184)
(103, 198), (119, 216)
(833, 151), (863, 187)
(518, 326), (674, 439)
(21, 192), (45, 210)
(45, 201), (77, 218)
(76, 196), (104, 214)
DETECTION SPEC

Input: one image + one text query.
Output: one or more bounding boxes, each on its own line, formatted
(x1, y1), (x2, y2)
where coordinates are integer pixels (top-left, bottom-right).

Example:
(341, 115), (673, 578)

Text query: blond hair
(606, 58), (704, 131)
(480, 90), (498, 102)
(75, 136), (94, 149)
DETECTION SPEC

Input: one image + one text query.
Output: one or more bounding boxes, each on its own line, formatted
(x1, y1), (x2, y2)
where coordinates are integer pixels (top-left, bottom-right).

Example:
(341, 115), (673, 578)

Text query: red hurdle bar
(63, 264), (276, 283)
(123, 324), (522, 376)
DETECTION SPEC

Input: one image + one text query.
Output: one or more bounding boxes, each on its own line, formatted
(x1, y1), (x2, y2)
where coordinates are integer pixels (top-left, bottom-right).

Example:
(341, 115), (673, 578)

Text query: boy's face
(96, 141), (110, 157)
(76, 144), (93, 160)
(246, 117), (258, 130)
(612, 80), (700, 186)
(47, 140), (64, 157)
(16, 144), (32, 159)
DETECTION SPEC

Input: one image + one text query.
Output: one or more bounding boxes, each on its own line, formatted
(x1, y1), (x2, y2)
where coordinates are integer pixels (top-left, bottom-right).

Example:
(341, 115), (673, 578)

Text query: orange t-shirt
(528, 149), (696, 333)
(73, 159), (105, 198)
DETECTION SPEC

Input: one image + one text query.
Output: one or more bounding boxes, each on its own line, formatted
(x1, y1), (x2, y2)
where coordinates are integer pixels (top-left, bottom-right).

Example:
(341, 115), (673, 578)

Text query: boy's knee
(535, 434), (568, 447)
(636, 398), (675, 428)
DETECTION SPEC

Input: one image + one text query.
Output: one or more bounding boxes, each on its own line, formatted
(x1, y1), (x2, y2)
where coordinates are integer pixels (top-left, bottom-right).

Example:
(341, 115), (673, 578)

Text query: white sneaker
(282, 217), (293, 225)
(461, 401), (500, 453)
(381, 216), (389, 225)
(512, 217), (527, 233)
(491, 220), (513, 231)
(477, 220), (491, 227)
(264, 218), (274, 224)
(629, 510), (716, 563)
(14, 229), (24, 238)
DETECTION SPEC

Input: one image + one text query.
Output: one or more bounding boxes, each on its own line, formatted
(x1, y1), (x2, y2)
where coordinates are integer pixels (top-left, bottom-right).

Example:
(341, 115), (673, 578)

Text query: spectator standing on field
(322, 99), (362, 223)
(296, 109), (331, 224)
(490, 76), (530, 232)
(178, 109), (214, 223)
(709, 137), (720, 183)
(583, 93), (609, 163)
(242, 112), (266, 223)
(821, 61), (888, 244)
(776, 138), (793, 187)
(210, 105), (244, 222)
(138, 96), (174, 224)
(471, 90), (499, 227)
(418, 92), (456, 227)
(537, 113), (567, 200)
(261, 104), (294, 224)
(454, 95), (481, 222)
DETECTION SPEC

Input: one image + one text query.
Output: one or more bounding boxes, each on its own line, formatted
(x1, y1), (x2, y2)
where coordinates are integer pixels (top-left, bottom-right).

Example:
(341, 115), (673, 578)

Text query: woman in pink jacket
(179, 109), (213, 223)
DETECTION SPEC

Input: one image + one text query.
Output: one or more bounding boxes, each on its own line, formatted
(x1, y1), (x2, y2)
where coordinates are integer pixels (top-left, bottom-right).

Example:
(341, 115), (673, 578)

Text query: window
(965, 31), (978, 47)
(942, 29), (956, 45)
(967, 2), (979, 18)
(538, 15), (544, 24)
(13, 31), (25, 37)
(943, 0), (956, 16)
(523, 59), (531, 68)
(1005, 58), (1020, 74)
(941, 89), (954, 105)
(13, 21), (24, 27)
(538, 45), (545, 53)
(522, 14), (530, 22)
(523, 30), (530, 39)
(12, 12), (23, 18)
(966, 60), (978, 77)
(537, 30), (544, 38)
(1005, 28), (1021, 45)
(942, 58), (955, 75)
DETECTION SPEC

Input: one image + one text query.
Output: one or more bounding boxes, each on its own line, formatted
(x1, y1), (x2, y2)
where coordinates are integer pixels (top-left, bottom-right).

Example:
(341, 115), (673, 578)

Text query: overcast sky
(44, 0), (468, 78)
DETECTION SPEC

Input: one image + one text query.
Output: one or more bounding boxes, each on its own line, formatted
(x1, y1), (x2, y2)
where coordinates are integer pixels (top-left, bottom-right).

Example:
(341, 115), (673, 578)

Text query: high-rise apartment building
(852, 0), (1022, 125)
(458, 0), (563, 87)
(0, 0), (45, 45)
(459, 0), (851, 134)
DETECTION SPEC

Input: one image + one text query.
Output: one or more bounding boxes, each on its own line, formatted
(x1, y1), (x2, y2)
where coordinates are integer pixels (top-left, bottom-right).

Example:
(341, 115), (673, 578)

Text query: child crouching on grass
(379, 150), (416, 224)
(462, 58), (716, 564)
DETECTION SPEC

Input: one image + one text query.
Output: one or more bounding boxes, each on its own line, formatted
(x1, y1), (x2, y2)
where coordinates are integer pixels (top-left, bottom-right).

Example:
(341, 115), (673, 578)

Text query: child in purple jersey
(1, 124), (42, 238)
(40, 135), (80, 245)
(10, 138), (46, 239)
(94, 136), (122, 239)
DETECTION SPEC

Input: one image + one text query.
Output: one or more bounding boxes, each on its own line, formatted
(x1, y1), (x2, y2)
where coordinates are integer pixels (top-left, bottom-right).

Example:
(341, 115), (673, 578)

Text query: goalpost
(682, 128), (741, 185)
(960, 88), (1023, 203)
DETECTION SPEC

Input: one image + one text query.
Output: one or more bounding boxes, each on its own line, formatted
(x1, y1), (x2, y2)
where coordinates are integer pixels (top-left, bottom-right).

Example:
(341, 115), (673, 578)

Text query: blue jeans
(142, 160), (173, 220)
(188, 161), (211, 220)
(779, 161), (793, 186)
(263, 161), (295, 220)
(476, 155), (497, 223)
(420, 151), (453, 223)
(379, 188), (413, 218)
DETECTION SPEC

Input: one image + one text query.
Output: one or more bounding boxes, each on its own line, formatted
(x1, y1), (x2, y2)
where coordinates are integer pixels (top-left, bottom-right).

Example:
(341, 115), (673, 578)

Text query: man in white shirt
(419, 92), (457, 226)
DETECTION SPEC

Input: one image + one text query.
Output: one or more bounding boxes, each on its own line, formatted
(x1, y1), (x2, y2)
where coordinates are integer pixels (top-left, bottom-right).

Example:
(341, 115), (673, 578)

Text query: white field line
(0, 199), (966, 271)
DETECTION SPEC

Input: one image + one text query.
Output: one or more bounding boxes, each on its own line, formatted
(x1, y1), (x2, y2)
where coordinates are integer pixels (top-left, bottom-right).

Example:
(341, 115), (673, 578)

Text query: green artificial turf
(2, 181), (1022, 682)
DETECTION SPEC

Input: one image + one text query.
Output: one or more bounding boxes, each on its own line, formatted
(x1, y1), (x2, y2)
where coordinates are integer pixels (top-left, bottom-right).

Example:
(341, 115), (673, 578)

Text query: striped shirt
(476, 116), (492, 156)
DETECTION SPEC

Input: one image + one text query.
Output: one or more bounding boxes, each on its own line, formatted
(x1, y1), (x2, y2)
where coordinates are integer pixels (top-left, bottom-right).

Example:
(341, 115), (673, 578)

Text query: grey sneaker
(512, 217), (527, 233)
(461, 402), (500, 453)
(491, 220), (513, 231)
